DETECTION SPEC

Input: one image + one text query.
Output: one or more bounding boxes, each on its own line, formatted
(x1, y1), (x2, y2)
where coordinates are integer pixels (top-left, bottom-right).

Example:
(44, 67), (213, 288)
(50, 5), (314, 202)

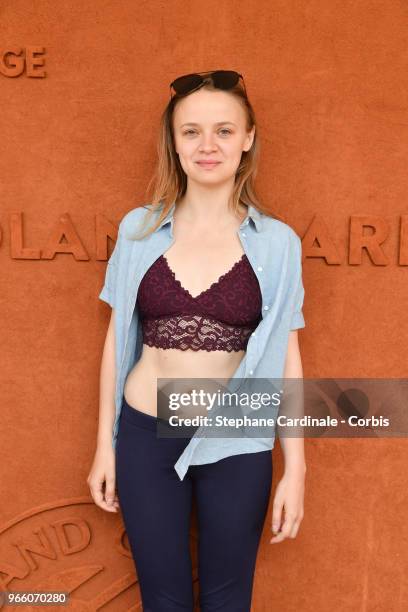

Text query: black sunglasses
(169, 70), (246, 100)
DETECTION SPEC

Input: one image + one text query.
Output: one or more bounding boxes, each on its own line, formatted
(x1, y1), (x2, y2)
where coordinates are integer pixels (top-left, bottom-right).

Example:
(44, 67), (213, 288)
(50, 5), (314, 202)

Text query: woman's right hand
(87, 445), (120, 513)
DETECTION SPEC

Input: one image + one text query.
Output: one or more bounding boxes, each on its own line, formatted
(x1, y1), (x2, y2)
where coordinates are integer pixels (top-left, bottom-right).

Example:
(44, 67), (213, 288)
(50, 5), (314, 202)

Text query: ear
(243, 125), (256, 152)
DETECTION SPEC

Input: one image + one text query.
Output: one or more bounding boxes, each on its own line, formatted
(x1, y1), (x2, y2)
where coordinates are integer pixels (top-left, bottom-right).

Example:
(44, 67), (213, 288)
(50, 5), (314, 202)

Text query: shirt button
(264, 305), (269, 310)
(249, 370), (254, 375)
(251, 331), (256, 336)
(257, 266), (263, 272)
(241, 232), (246, 237)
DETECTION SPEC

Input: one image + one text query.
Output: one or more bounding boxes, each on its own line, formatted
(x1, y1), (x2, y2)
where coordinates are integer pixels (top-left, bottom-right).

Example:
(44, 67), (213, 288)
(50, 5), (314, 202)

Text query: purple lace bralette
(136, 253), (262, 352)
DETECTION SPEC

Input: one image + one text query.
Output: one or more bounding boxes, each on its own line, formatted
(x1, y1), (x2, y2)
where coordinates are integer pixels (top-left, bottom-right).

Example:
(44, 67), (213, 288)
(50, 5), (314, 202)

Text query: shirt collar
(151, 202), (263, 233)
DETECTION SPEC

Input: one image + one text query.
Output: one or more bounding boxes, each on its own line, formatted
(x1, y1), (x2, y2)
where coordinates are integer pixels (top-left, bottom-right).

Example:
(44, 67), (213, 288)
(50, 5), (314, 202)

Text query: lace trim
(142, 313), (255, 352)
(161, 253), (246, 301)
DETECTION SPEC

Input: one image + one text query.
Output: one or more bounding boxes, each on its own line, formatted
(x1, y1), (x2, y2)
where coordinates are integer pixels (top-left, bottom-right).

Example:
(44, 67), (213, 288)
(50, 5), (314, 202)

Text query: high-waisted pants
(115, 394), (273, 612)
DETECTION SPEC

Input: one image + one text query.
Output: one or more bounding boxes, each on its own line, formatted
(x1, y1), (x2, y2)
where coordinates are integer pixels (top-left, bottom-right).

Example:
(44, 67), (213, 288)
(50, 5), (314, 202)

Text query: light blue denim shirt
(98, 202), (305, 480)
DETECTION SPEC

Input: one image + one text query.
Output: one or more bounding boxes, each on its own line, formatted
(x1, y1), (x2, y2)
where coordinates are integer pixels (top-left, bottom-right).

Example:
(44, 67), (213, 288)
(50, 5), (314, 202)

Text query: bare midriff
(123, 345), (246, 417)
(124, 201), (250, 417)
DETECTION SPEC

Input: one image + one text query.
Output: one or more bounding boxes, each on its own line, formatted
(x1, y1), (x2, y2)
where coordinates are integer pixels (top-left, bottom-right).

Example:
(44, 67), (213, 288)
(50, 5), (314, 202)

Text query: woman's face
(172, 88), (255, 186)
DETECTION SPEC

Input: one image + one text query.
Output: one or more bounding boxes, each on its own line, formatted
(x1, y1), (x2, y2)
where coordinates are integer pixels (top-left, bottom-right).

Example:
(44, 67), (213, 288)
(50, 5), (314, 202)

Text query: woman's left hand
(270, 467), (305, 543)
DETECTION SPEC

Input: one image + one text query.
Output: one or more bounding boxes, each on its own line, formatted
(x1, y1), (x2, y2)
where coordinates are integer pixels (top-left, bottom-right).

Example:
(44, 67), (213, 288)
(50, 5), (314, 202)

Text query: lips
(196, 161), (221, 167)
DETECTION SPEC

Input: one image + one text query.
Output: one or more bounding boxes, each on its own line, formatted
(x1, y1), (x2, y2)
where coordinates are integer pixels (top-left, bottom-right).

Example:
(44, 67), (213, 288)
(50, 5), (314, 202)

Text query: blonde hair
(131, 76), (279, 240)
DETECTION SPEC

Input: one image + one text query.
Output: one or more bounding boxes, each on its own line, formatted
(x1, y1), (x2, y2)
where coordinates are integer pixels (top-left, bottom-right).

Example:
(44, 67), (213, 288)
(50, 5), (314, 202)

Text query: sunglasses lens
(170, 70), (243, 97)
(211, 70), (240, 89)
(171, 73), (203, 95)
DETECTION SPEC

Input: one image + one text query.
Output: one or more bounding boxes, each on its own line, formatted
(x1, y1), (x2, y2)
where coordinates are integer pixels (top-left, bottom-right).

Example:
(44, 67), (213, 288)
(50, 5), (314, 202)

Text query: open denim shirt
(99, 202), (305, 480)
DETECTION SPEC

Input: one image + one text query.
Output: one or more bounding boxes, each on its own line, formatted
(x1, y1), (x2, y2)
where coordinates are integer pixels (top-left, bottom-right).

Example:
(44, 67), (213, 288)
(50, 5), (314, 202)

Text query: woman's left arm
(270, 329), (306, 544)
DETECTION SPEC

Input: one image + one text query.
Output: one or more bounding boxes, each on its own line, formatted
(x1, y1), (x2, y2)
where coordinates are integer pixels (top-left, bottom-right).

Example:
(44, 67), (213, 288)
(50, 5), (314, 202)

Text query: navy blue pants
(115, 394), (273, 612)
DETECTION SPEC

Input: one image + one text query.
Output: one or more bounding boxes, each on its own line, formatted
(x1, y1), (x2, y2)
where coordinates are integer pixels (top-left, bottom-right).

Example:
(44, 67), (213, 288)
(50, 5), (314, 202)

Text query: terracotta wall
(1, 1), (407, 610)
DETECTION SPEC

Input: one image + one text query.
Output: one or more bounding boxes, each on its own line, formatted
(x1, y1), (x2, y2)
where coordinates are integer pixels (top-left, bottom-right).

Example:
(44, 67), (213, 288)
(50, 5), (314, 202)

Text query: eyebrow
(180, 121), (237, 128)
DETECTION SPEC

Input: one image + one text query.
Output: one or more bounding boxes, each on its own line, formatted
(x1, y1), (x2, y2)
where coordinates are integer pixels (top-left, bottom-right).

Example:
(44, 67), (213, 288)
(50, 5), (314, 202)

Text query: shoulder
(260, 213), (301, 247)
(259, 213), (303, 277)
(118, 203), (154, 238)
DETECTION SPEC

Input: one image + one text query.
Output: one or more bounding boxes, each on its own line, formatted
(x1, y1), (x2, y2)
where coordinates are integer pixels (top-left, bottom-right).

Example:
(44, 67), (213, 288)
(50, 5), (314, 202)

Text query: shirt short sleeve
(99, 228), (122, 308)
(290, 233), (306, 330)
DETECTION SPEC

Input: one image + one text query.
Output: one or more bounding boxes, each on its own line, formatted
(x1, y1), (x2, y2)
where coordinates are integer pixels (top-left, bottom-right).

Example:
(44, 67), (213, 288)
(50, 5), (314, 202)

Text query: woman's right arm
(87, 310), (120, 513)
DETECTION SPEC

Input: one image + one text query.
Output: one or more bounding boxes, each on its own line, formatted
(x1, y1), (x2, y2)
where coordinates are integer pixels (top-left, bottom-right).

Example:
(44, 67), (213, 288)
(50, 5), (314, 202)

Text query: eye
(182, 128), (233, 136)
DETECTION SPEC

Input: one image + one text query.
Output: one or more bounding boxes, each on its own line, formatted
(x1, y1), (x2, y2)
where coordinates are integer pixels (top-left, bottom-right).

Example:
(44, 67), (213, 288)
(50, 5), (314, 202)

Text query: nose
(199, 133), (218, 151)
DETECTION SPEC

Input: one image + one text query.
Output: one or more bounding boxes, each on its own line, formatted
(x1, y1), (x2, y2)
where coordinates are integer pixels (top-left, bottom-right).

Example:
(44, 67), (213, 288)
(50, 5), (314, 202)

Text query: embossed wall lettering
(1, 213), (407, 264)
(0, 47), (46, 77)
(6, 213), (118, 261)
(0, 498), (200, 609)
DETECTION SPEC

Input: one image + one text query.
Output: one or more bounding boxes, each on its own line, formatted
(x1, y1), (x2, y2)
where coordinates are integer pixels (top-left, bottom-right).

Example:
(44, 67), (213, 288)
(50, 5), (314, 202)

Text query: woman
(88, 70), (306, 611)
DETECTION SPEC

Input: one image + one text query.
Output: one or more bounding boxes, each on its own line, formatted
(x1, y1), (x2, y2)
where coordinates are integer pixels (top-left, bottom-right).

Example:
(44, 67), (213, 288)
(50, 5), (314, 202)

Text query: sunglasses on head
(169, 70), (246, 100)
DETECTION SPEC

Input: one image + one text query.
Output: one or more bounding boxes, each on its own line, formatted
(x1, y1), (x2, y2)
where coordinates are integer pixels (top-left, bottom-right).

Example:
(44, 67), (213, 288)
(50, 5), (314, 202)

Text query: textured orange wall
(1, 1), (407, 610)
